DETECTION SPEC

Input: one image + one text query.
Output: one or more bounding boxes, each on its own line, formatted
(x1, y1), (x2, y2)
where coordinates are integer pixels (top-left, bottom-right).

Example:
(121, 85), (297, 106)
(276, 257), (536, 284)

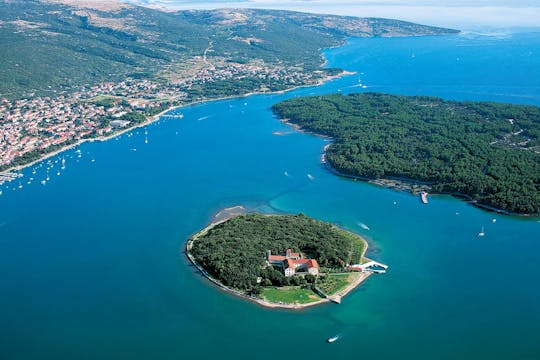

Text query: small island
(186, 211), (386, 308)
(272, 93), (540, 215)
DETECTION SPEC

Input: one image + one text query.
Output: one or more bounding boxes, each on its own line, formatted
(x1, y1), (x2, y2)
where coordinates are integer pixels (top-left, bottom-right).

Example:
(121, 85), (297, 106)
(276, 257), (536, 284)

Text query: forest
(272, 93), (540, 215)
(189, 213), (365, 292)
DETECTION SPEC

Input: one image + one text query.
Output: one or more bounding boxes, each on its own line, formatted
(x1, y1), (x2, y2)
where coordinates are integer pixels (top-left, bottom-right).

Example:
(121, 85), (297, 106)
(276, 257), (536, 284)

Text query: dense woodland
(189, 213), (365, 291)
(272, 93), (540, 214)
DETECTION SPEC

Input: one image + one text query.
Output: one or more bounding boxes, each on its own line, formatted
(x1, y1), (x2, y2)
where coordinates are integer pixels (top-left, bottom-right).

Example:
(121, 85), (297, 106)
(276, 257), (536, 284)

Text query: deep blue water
(1, 31), (539, 360)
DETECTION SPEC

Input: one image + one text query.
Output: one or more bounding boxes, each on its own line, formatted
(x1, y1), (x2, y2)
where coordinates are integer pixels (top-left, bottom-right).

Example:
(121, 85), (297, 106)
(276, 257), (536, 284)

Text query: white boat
(307, 173), (315, 181)
(327, 335), (339, 343)
(478, 226), (485, 237)
(420, 191), (429, 204)
(359, 222), (370, 231)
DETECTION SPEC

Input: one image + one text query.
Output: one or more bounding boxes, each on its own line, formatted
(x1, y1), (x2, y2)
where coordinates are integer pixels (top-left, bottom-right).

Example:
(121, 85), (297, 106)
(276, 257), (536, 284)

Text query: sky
(126, 0), (540, 29)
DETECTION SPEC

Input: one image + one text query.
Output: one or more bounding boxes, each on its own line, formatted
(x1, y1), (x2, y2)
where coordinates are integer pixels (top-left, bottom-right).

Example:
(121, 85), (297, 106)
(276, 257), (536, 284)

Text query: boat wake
(358, 222), (370, 231)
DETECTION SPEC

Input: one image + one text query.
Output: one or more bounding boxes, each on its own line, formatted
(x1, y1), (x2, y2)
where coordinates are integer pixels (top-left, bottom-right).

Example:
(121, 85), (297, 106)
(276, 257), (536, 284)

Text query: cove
(0, 31), (539, 360)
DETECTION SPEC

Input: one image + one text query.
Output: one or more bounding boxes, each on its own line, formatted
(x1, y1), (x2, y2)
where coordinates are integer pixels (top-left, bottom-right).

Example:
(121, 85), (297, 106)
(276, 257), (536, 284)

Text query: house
(267, 249), (319, 277)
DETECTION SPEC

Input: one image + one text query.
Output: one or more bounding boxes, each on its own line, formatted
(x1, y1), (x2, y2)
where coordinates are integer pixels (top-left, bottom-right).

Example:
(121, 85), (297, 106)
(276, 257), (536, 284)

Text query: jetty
(348, 261), (389, 274)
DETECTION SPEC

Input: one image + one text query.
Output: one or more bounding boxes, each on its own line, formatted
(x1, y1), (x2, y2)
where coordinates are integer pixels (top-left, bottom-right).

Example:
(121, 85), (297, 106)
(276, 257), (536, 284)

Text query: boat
(307, 173), (314, 180)
(327, 335), (339, 343)
(420, 191), (429, 204)
(359, 222), (370, 231)
(478, 226), (485, 237)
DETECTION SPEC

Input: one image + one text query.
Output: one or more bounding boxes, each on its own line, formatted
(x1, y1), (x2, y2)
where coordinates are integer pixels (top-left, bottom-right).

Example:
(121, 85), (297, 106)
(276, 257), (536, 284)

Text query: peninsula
(272, 93), (540, 215)
(0, 0), (458, 173)
(186, 211), (386, 308)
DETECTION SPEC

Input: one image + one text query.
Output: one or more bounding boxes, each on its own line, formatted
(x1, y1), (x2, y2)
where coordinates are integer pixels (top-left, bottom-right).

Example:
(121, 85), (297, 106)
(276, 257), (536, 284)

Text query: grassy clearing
(318, 274), (352, 295)
(261, 287), (322, 304)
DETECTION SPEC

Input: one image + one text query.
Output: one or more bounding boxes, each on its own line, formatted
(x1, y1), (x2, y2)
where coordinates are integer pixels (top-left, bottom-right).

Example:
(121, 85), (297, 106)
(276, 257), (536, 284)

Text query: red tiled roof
(284, 259), (295, 269)
(268, 255), (286, 261)
(307, 259), (319, 269)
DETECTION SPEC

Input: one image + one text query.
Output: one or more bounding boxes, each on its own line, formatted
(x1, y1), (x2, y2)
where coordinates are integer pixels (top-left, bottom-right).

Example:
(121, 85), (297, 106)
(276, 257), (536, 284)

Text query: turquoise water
(1, 31), (539, 359)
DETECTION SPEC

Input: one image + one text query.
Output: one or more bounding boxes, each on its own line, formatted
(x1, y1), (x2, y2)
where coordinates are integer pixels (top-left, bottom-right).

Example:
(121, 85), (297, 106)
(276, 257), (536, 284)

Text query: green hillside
(0, 0), (457, 99)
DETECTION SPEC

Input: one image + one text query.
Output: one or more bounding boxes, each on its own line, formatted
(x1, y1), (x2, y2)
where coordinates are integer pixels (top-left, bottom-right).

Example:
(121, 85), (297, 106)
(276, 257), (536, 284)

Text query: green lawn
(317, 274), (352, 295)
(261, 287), (322, 304)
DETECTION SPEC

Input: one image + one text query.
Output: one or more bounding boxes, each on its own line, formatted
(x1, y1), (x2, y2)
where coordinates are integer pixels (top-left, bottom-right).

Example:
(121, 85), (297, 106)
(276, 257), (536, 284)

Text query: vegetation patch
(188, 213), (367, 300)
(317, 274), (353, 296)
(261, 287), (322, 305)
(272, 93), (540, 215)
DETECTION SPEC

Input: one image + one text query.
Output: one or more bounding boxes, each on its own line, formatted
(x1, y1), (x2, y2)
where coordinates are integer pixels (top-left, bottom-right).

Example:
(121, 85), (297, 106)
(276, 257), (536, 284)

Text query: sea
(1, 30), (539, 360)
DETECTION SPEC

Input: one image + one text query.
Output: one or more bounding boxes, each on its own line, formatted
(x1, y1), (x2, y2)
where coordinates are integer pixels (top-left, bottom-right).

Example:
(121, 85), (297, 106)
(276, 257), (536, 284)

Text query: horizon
(124, 0), (540, 29)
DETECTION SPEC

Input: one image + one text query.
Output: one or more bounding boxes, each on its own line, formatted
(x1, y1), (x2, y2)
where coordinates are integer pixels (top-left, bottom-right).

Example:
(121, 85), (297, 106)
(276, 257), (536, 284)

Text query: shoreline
(279, 119), (538, 218)
(185, 208), (375, 310)
(1, 71), (353, 177)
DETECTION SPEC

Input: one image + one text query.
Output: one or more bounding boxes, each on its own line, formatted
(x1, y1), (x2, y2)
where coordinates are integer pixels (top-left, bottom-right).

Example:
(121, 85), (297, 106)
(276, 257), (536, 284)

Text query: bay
(0, 31), (539, 359)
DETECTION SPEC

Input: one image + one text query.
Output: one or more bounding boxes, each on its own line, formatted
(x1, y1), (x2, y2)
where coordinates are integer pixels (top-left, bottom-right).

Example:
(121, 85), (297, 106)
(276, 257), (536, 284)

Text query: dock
(348, 261), (389, 274)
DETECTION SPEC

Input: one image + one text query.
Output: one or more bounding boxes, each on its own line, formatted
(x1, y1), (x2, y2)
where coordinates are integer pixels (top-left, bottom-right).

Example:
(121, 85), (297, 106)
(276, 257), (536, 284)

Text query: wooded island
(272, 93), (540, 215)
(187, 213), (376, 307)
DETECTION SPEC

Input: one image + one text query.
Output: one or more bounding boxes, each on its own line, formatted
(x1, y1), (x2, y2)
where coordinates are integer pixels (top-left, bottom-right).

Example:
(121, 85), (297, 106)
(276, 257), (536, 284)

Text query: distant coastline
(185, 207), (375, 309)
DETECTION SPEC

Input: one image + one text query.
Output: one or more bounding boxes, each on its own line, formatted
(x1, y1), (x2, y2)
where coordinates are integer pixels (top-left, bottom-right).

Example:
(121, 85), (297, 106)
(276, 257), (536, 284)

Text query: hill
(272, 93), (540, 215)
(0, 0), (458, 171)
(0, 0), (458, 100)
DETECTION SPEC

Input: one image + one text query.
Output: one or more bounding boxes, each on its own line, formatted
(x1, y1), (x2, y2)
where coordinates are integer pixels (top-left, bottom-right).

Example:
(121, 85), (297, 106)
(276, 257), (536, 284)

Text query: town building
(267, 249), (319, 277)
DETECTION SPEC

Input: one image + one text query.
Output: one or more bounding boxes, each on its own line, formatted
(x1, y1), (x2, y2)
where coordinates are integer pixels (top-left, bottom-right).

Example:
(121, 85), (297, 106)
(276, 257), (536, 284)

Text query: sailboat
(478, 226), (485, 237)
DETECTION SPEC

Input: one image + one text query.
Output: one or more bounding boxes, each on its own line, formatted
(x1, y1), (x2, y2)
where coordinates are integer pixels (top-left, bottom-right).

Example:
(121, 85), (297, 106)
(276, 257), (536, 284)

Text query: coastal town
(0, 57), (329, 172)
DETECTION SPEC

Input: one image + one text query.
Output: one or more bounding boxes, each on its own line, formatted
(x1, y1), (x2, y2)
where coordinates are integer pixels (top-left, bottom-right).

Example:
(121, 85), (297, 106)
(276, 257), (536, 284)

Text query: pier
(348, 261), (388, 274)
